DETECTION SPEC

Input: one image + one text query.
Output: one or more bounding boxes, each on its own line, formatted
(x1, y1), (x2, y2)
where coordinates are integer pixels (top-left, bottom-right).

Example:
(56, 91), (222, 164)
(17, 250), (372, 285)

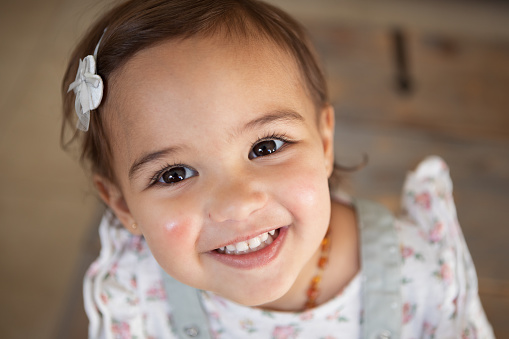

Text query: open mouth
(215, 228), (281, 255)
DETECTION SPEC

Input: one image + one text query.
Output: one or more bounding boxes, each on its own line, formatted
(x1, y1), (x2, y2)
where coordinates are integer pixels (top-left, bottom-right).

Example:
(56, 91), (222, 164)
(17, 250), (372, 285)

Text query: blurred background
(0, 0), (508, 338)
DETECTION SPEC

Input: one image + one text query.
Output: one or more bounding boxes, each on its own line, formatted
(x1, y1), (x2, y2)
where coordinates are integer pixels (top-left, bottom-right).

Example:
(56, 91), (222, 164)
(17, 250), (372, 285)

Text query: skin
(95, 35), (359, 311)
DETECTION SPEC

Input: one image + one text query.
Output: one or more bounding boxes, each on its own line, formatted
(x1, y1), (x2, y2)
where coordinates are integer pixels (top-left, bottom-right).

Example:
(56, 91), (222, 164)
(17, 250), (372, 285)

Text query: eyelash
(249, 132), (293, 157)
(148, 132), (294, 187)
(149, 163), (195, 187)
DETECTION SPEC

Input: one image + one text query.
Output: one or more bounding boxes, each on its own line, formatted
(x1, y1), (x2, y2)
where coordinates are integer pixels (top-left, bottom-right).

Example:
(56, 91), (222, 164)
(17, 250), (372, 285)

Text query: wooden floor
(0, 0), (507, 338)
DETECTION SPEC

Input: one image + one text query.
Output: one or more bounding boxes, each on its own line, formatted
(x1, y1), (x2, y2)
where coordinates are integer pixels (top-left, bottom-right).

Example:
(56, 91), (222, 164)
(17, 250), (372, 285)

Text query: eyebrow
(128, 146), (183, 181)
(236, 109), (305, 136)
(128, 109), (305, 182)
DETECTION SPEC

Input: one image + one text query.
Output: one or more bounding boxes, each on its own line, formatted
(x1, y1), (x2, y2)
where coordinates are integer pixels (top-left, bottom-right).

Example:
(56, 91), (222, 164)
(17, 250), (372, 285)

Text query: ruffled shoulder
(401, 155), (456, 233)
(396, 156), (494, 338)
(83, 212), (175, 339)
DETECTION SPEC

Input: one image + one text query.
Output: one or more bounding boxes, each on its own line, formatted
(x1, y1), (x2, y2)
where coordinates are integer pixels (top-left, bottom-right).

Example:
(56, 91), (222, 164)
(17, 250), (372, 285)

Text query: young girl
(62, 0), (494, 338)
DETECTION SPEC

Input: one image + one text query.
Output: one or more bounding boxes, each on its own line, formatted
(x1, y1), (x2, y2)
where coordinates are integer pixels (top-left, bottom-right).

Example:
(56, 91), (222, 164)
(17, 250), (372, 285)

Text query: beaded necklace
(304, 230), (331, 309)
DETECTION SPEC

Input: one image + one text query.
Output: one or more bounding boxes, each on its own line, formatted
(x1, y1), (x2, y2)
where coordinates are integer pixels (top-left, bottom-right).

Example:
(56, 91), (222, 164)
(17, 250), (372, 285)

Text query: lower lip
(206, 227), (288, 270)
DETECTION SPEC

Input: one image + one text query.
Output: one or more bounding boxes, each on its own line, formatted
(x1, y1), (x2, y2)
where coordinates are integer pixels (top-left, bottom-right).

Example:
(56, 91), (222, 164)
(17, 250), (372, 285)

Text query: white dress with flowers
(84, 156), (494, 339)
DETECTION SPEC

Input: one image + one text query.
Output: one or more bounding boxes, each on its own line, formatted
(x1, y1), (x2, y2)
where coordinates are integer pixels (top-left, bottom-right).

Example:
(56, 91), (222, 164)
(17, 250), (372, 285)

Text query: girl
(62, 0), (494, 338)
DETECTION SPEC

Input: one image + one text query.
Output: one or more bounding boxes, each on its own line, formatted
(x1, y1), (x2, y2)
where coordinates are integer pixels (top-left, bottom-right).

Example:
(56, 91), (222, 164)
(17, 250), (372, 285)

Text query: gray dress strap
(161, 271), (212, 339)
(355, 198), (402, 339)
(161, 199), (402, 339)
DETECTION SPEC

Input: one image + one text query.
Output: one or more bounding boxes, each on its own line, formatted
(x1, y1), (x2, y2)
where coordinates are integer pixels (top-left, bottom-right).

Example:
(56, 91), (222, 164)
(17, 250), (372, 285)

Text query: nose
(206, 173), (268, 223)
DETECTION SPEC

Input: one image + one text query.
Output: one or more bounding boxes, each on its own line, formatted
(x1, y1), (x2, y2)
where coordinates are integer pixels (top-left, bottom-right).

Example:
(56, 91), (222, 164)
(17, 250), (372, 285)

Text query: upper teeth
(218, 230), (277, 253)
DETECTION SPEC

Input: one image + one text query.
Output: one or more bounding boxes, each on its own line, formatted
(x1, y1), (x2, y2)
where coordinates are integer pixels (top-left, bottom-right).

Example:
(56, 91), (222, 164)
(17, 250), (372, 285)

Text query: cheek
(143, 215), (194, 253)
(277, 158), (331, 221)
(138, 206), (199, 273)
(161, 217), (190, 239)
(134, 194), (200, 243)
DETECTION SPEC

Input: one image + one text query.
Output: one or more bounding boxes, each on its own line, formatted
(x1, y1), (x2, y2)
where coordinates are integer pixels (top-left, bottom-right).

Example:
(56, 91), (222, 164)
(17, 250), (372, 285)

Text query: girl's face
(99, 36), (335, 308)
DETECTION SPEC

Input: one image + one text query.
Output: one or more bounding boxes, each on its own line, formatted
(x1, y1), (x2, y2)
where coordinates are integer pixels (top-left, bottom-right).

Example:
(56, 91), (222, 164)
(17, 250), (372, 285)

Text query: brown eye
(249, 139), (284, 159)
(158, 166), (197, 184)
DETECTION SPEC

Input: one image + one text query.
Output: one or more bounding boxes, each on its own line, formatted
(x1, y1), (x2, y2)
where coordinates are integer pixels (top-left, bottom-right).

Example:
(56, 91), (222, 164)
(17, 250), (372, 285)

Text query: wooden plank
(268, 0), (509, 40)
(305, 23), (509, 140)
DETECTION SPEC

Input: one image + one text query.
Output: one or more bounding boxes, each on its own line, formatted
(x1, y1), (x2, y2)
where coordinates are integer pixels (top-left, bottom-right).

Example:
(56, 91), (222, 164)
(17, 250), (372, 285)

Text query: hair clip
(67, 30), (106, 131)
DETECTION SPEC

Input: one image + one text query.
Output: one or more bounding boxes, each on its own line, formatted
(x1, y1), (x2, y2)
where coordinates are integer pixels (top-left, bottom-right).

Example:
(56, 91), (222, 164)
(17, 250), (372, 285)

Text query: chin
(216, 274), (295, 308)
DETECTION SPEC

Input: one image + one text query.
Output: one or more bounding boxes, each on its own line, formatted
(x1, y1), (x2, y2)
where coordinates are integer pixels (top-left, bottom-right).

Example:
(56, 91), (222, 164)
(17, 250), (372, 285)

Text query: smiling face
(97, 35), (335, 309)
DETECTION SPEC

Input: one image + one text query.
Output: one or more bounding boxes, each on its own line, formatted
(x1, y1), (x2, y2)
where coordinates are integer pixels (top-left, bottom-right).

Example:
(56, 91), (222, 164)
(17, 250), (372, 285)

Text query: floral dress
(83, 156), (494, 339)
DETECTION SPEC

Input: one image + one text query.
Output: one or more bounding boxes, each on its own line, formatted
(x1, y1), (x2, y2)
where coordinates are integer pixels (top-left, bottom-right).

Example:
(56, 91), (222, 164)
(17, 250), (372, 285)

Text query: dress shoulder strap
(161, 271), (212, 339)
(355, 198), (402, 339)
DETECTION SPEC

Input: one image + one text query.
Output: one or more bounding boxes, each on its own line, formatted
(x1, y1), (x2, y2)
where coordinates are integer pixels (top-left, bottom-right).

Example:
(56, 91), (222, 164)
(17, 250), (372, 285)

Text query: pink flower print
(402, 302), (416, 324)
(146, 281), (167, 301)
(112, 320), (131, 339)
(429, 222), (444, 243)
(415, 192), (432, 210)
(126, 295), (139, 306)
(87, 261), (100, 277)
(209, 311), (220, 321)
(240, 319), (256, 333)
(418, 229), (428, 241)
(109, 262), (119, 277)
(433, 260), (453, 284)
(423, 321), (437, 337)
(450, 296), (459, 319)
(300, 310), (313, 321)
(326, 308), (348, 322)
(401, 246), (414, 259)
(400, 246), (424, 263)
(130, 275), (137, 288)
(211, 329), (224, 339)
(127, 236), (145, 253)
(326, 311), (337, 321)
(462, 325), (478, 339)
(100, 292), (109, 305)
(440, 262), (453, 284)
(211, 294), (229, 308)
(272, 324), (299, 339)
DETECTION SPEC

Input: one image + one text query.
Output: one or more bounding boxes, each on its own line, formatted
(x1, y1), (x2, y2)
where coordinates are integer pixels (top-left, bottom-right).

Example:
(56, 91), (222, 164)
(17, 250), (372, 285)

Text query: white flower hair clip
(67, 30), (106, 132)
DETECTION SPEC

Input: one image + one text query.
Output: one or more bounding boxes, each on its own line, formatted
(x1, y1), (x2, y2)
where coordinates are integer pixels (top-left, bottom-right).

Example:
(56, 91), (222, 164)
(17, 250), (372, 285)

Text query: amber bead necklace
(304, 230), (331, 309)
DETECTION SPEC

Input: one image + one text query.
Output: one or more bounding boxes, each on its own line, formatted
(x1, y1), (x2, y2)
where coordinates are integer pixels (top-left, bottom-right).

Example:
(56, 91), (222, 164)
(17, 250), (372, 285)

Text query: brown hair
(62, 0), (329, 183)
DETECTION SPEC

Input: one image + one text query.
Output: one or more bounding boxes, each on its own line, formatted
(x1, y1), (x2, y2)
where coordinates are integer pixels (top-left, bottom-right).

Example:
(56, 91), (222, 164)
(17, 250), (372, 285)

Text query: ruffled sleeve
(83, 212), (176, 339)
(397, 156), (494, 338)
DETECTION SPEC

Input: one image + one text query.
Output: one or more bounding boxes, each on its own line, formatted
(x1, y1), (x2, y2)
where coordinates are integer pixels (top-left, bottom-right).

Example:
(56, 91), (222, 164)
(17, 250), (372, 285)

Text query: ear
(93, 174), (142, 235)
(318, 104), (335, 177)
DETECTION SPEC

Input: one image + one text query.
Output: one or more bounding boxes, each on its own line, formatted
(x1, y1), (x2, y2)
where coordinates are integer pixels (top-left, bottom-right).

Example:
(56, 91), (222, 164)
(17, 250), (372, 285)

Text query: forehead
(105, 35), (306, 117)
(103, 36), (316, 178)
